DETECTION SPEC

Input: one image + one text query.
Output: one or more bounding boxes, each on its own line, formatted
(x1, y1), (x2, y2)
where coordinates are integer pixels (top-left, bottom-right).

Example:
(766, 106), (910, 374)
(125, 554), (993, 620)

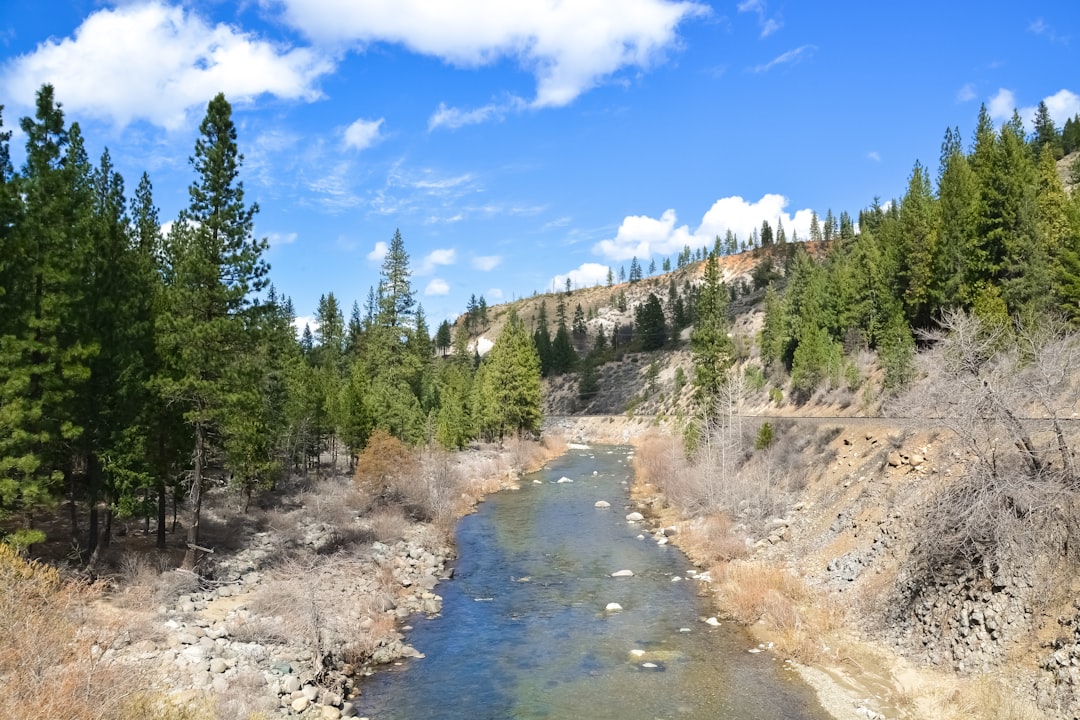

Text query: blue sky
(2, 1), (1077, 331)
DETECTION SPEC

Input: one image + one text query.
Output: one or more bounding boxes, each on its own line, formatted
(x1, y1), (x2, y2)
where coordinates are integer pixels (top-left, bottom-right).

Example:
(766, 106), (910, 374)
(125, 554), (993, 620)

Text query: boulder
(625, 512), (644, 522)
(605, 603), (623, 612)
(594, 500), (611, 508)
(291, 697), (310, 713)
(611, 569), (634, 578)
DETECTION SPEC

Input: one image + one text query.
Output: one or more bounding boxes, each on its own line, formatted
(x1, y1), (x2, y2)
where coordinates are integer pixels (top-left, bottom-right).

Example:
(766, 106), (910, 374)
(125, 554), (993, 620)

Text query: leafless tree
(890, 309), (1080, 581)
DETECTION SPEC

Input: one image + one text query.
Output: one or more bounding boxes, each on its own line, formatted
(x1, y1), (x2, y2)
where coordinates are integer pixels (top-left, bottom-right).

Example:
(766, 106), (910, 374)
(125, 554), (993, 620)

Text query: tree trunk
(67, 466), (80, 549)
(156, 480), (167, 549)
(182, 421), (205, 570)
(86, 455), (101, 559)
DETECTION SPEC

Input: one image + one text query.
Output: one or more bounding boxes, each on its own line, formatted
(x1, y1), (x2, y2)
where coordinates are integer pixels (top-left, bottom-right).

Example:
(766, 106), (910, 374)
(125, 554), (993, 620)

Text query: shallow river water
(356, 445), (830, 720)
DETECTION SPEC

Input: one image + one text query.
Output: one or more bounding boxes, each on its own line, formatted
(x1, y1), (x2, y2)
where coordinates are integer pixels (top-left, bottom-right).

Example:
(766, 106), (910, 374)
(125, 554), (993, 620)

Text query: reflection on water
(356, 446), (829, 720)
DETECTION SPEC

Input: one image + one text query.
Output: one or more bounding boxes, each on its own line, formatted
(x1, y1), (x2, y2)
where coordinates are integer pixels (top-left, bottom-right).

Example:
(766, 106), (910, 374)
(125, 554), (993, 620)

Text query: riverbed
(356, 445), (831, 720)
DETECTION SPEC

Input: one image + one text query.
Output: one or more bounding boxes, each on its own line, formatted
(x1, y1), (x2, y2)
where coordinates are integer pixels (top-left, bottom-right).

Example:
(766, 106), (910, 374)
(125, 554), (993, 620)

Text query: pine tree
(0, 86), (95, 526)
(157, 93), (269, 568)
(936, 126), (981, 306)
(435, 319), (453, 357)
(629, 256), (642, 283)
(572, 303), (587, 337)
(606, 267), (614, 286)
(691, 254), (734, 403)
(635, 292), (667, 351)
(475, 310), (541, 440)
(1031, 100), (1062, 160)
(897, 161), (939, 326)
(379, 229), (415, 328)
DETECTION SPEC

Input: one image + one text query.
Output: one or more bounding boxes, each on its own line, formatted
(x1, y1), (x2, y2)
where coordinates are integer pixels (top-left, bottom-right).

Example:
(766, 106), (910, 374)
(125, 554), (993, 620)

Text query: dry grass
(937, 674), (1044, 720)
(716, 560), (806, 624)
(0, 543), (204, 720)
(678, 514), (748, 565)
(713, 559), (840, 663)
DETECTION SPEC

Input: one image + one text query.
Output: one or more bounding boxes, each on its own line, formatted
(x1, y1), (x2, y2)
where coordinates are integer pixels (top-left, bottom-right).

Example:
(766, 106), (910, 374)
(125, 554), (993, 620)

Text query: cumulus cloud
(425, 278), (450, 296)
(417, 248), (457, 275)
(988, 88), (1017, 121)
(1024, 89), (1080, 127)
(1, 2), (333, 129)
(472, 255), (502, 271)
(269, 0), (708, 110)
(292, 315), (319, 337)
(551, 262), (612, 292)
(343, 117), (384, 150)
(989, 88), (1080, 129)
(593, 194), (814, 262)
(750, 44), (816, 73)
(366, 240), (388, 262)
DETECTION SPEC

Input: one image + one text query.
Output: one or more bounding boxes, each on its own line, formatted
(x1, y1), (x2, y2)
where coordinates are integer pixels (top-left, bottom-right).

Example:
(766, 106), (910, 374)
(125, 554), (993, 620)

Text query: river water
(356, 445), (830, 720)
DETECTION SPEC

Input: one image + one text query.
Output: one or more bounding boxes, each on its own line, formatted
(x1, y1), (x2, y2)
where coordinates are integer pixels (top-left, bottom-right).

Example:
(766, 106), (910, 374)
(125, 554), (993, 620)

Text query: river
(355, 445), (830, 720)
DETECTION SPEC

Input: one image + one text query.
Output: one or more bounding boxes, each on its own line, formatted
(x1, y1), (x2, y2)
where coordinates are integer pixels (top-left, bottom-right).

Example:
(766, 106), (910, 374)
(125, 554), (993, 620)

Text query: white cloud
(425, 278), (450, 296)
(366, 240), (388, 261)
(292, 315), (319, 337)
(593, 194), (814, 262)
(417, 248), (457, 275)
(343, 117), (384, 150)
(989, 88), (1080, 130)
(760, 18), (781, 37)
(1028, 18), (1068, 44)
(988, 88), (1016, 121)
(737, 0), (781, 39)
(429, 98), (525, 130)
(472, 255), (502, 271)
(271, 0), (708, 110)
(1023, 89), (1080, 128)
(750, 44), (816, 73)
(1, 2), (333, 130)
(866, 151), (881, 162)
(267, 231), (298, 246)
(956, 83), (976, 103)
(551, 262), (612, 292)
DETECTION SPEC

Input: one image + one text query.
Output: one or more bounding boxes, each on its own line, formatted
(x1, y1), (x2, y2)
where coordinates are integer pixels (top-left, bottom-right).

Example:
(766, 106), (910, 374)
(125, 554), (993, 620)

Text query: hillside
(518, 248), (1080, 719)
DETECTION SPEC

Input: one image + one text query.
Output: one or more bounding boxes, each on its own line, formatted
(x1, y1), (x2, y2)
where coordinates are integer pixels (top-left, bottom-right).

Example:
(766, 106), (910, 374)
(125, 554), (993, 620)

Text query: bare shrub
(214, 667), (276, 720)
(416, 448), (464, 531)
(369, 507), (409, 544)
(890, 310), (1080, 588)
(540, 430), (568, 457)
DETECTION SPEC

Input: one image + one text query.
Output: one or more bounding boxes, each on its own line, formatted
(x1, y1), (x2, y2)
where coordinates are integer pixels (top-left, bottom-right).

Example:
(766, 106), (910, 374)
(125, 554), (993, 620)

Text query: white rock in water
(626, 512), (644, 522)
(748, 647), (762, 653)
(642, 662), (657, 668)
(594, 500), (610, 508)
(705, 617), (721, 626)
(657, 537), (668, 546)
(630, 649), (645, 657)
(568, 443), (590, 450)
(611, 569), (635, 577)
(605, 603), (623, 612)
(592, 471), (598, 475)
(556, 477), (573, 484)
(679, 628), (691, 633)
(636, 534), (645, 540)
(533, 479), (543, 484)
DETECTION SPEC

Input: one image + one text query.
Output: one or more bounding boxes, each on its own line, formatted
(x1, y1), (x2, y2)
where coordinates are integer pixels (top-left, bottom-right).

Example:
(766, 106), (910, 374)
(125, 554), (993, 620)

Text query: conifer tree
(157, 93), (269, 568)
(0, 86), (94, 525)
(475, 310), (541, 440)
(691, 254), (733, 403)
